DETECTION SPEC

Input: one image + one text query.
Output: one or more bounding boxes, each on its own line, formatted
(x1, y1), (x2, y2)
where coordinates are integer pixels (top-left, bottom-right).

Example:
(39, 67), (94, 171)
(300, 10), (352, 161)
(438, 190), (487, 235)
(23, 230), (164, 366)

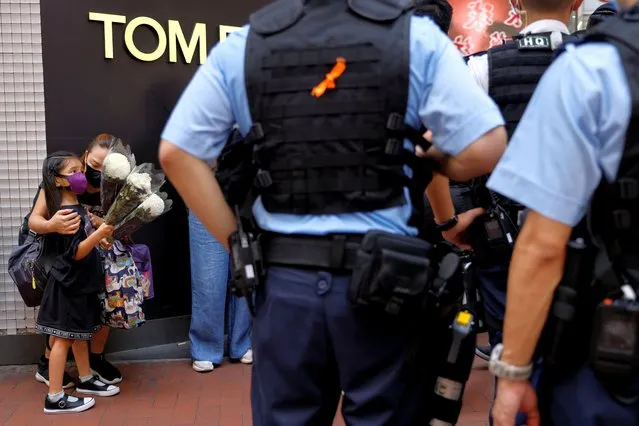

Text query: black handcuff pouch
(591, 299), (639, 385)
(349, 231), (433, 316)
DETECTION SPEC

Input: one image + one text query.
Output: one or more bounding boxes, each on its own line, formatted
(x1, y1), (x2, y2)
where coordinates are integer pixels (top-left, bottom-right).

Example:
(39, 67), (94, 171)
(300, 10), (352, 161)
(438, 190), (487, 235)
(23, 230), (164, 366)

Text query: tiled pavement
(0, 355), (492, 426)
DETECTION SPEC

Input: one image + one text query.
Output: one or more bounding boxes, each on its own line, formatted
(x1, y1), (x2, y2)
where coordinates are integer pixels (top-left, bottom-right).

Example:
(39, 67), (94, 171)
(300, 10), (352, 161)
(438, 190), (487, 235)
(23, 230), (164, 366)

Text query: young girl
(35, 152), (120, 414)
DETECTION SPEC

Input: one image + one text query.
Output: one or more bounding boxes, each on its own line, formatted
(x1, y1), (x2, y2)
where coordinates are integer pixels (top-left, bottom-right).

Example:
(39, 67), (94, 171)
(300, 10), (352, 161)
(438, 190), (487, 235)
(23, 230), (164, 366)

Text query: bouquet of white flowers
(103, 163), (166, 228)
(112, 192), (173, 240)
(100, 139), (136, 214)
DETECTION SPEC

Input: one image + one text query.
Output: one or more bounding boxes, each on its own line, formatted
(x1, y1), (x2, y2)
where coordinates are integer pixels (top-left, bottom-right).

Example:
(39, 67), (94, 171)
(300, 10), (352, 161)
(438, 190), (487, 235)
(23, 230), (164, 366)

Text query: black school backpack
(18, 187), (41, 245)
(7, 233), (48, 307)
(8, 187), (48, 307)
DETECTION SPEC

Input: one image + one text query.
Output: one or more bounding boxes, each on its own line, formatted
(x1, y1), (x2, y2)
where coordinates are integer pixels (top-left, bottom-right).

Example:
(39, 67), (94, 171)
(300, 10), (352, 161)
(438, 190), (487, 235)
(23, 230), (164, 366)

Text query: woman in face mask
(28, 133), (123, 390)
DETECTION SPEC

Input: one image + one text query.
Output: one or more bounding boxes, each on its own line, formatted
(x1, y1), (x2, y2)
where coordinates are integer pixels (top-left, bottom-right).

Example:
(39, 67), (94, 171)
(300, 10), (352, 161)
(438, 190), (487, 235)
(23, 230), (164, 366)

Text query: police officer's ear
(571, 0), (584, 11)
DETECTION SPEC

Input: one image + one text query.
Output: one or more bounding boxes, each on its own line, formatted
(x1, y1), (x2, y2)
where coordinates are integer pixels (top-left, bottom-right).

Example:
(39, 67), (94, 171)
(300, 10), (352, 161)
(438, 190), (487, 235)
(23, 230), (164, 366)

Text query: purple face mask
(65, 172), (88, 194)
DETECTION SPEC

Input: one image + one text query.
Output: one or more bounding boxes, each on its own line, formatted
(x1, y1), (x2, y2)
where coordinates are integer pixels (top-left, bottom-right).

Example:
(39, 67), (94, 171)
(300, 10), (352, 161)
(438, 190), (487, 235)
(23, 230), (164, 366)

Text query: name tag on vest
(516, 34), (552, 50)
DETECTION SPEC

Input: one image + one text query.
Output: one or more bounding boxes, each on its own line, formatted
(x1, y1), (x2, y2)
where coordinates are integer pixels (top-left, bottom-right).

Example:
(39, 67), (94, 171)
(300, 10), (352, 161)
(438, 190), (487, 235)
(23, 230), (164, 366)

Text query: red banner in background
(448, 0), (524, 55)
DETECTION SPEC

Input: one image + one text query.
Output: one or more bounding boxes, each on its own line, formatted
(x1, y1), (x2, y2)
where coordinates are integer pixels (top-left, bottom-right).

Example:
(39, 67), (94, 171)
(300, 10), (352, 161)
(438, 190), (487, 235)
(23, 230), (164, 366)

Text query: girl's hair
(42, 151), (79, 217)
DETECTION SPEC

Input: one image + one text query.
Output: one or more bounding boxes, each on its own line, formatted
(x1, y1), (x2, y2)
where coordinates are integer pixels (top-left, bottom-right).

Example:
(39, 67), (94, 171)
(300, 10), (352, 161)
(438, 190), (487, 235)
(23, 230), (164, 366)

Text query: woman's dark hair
(86, 133), (117, 154)
(42, 151), (79, 217)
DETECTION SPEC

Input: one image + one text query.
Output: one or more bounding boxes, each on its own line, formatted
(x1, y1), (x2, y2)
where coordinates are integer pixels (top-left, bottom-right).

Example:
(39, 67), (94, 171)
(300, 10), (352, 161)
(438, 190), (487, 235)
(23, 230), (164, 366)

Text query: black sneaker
(44, 394), (95, 414)
(35, 356), (75, 389)
(475, 344), (491, 361)
(90, 353), (122, 385)
(76, 376), (120, 397)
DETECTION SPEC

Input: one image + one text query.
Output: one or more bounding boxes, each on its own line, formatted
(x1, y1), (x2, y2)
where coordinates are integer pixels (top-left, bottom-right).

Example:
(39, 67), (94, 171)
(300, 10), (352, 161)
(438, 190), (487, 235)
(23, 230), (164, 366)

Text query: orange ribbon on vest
(311, 57), (347, 98)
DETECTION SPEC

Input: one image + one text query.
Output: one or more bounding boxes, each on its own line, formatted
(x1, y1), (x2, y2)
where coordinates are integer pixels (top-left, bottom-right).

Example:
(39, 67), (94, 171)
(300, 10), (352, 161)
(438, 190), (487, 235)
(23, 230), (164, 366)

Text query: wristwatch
(435, 215), (458, 232)
(488, 344), (533, 381)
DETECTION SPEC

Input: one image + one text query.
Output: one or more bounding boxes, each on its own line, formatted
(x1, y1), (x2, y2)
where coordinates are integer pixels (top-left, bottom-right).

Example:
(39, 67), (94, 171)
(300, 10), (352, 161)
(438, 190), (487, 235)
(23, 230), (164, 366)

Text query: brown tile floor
(0, 355), (492, 426)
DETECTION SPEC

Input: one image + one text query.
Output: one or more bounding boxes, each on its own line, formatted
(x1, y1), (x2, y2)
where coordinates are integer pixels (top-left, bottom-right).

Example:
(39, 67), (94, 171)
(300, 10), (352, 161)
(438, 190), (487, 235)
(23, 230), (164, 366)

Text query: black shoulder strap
(249, 0), (304, 36)
(347, 0), (413, 22)
(552, 30), (592, 59)
(559, 33), (579, 44)
(31, 186), (40, 209)
(249, 0), (413, 36)
(581, 5), (639, 53)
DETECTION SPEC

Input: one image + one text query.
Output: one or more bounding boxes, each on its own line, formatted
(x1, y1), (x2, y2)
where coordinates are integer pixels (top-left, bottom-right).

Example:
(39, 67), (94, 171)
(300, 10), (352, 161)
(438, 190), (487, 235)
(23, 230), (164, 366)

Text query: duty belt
(261, 233), (363, 271)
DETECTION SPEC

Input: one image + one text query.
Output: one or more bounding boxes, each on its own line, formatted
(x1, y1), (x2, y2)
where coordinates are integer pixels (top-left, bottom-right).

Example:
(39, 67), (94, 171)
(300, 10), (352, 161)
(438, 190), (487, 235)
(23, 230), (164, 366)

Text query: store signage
(449, 0), (523, 55)
(89, 13), (241, 65)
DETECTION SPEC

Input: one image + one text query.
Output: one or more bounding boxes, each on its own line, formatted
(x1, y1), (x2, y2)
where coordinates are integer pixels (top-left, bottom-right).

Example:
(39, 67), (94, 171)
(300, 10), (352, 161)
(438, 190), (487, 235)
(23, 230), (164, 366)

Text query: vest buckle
(386, 113), (404, 131)
(612, 209), (632, 230)
(617, 178), (639, 200)
(385, 138), (402, 155)
(255, 170), (273, 188)
(246, 123), (265, 144)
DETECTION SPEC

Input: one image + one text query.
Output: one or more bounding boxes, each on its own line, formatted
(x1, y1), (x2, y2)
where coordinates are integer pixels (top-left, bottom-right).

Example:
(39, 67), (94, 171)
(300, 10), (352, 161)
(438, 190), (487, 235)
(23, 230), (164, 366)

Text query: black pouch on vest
(349, 231), (433, 316)
(590, 299), (639, 384)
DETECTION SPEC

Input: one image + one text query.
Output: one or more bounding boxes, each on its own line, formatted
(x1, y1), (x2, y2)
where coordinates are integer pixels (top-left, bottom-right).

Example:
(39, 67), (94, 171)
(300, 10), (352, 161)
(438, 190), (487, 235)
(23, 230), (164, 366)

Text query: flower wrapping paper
(101, 139), (136, 214)
(103, 163), (166, 227)
(112, 192), (173, 240)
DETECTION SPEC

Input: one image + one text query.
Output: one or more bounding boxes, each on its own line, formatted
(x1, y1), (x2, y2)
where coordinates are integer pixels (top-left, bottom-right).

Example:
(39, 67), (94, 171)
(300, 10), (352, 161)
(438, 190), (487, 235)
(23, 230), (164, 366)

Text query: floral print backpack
(100, 240), (149, 329)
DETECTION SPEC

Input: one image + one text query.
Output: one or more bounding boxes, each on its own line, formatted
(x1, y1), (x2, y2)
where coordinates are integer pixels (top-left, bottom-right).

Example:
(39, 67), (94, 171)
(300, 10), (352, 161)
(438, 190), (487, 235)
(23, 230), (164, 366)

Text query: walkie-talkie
(228, 205), (263, 316)
(469, 184), (518, 263)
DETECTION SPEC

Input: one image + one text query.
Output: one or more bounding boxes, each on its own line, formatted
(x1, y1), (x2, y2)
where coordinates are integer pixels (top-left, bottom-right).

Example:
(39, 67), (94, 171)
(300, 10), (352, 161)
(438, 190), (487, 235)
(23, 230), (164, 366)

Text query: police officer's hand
(440, 207), (484, 250)
(415, 130), (433, 157)
(492, 380), (540, 426)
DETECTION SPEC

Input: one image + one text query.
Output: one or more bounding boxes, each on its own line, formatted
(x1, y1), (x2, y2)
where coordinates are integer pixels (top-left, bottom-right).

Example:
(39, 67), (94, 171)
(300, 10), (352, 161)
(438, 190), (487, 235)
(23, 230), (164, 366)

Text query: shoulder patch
(516, 33), (552, 50)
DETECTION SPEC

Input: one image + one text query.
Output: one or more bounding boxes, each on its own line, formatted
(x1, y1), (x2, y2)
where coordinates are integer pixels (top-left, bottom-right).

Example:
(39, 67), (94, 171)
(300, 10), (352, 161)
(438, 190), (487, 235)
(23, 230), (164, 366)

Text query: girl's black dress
(35, 205), (104, 340)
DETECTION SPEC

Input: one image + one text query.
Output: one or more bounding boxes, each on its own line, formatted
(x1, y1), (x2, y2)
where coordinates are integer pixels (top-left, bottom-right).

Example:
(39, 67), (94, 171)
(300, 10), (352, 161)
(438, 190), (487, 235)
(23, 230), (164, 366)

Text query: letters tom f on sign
(89, 13), (243, 65)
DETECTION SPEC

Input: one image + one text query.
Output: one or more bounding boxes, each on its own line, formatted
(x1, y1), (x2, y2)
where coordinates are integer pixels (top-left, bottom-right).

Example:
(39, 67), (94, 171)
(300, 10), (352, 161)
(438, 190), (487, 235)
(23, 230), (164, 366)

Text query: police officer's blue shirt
(487, 43), (632, 227)
(162, 16), (503, 236)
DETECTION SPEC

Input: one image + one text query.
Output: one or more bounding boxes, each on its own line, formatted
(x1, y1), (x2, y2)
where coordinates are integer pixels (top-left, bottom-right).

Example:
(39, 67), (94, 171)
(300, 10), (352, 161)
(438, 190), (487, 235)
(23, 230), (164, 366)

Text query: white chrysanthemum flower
(126, 172), (152, 194)
(140, 194), (165, 218)
(103, 153), (131, 180)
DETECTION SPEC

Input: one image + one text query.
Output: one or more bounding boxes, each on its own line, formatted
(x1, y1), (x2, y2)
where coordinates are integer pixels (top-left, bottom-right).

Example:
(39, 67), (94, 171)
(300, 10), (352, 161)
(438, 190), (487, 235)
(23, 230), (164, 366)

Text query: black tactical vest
(581, 5), (639, 259)
(488, 31), (576, 139)
(244, 0), (426, 216)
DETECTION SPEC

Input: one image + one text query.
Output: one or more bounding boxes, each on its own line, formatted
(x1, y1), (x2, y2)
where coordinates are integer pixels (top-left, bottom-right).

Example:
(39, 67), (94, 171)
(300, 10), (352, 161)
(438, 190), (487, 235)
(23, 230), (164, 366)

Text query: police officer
(159, 0), (506, 424)
(485, 0), (639, 424)
(464, 0), (581, 366)
(414, 0), (485, 248)
(414, 0), (453, 32)
(573, 2), (617, 36)
(586, 2), (618, 29)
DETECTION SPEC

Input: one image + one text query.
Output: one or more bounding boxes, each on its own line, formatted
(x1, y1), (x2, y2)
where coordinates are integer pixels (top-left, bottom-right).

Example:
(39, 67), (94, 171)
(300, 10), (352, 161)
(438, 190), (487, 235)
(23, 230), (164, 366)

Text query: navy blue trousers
(545, 364), (639, 425)
(251, 267), (426, 426)
(474, 260), (542, 426)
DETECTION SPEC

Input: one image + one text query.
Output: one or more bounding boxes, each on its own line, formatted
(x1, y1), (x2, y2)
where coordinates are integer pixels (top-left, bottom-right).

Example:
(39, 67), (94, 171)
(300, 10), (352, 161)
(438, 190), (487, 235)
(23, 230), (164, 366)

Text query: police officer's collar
(519, 19), (570, 35)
